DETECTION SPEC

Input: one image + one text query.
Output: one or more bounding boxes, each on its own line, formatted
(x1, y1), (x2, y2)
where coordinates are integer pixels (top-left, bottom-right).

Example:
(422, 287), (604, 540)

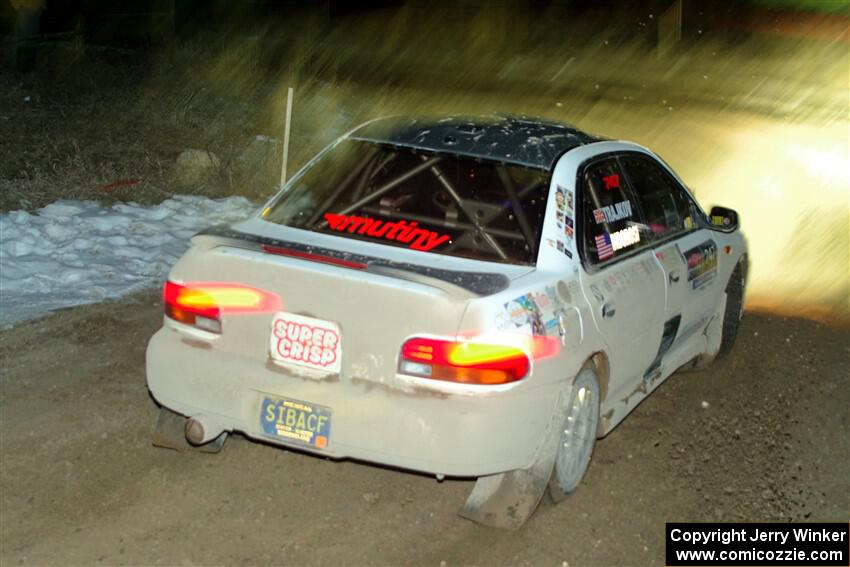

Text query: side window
(581, 157), (648, 266)
(619, 155), (695, 240)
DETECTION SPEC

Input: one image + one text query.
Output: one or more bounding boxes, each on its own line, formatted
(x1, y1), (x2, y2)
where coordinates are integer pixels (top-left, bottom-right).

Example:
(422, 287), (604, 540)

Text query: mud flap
(703, 292), (727, 357)
(151, 407), (227, 454)
(687, 293), (727, 372)
(458, 388), (569, 530)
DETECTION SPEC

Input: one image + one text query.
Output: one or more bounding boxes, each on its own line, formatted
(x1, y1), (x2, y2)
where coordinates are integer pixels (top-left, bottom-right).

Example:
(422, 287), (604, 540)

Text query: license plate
(269, 312), (342, 375)
(259, 395), (331, 449)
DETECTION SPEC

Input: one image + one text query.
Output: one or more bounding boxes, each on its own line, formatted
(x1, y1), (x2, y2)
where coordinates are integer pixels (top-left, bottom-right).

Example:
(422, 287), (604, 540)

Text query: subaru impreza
(146, 115), (747, 528)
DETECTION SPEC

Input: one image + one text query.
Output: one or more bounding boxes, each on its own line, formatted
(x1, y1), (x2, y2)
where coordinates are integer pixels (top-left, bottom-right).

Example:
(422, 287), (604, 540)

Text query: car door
(618, 153), (722, 374)
(576, 155), (667, 400)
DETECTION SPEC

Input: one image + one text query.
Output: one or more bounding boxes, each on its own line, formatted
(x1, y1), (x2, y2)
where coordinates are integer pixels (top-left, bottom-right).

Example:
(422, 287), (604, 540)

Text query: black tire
(548, 368), (600, 503)
(716, 261), (745, 359)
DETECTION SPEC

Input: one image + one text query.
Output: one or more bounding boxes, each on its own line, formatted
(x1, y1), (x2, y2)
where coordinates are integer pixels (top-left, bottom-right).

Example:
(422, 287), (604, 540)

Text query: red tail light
(398, 337), (531, 385)
(163, 281), (281, 333)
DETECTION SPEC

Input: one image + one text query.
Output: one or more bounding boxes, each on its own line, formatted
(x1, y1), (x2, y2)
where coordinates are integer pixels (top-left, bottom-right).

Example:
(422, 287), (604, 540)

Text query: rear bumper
(146, 326), (563, 477)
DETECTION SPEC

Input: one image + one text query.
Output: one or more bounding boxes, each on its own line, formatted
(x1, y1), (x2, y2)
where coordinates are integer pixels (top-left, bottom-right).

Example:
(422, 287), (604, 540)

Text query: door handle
(602, 302), (616, 318)
(669, 270), (680, 284)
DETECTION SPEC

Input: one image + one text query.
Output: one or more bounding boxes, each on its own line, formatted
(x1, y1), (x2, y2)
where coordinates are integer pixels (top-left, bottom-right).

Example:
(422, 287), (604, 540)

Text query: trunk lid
(168, 221), (533, 385)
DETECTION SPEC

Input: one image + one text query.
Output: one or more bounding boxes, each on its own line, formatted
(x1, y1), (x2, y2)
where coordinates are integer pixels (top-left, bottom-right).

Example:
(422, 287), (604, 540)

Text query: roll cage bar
(308, 149), (546, 260)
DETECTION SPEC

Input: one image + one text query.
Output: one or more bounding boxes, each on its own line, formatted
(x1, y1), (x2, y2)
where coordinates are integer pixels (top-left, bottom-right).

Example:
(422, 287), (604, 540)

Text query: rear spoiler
(194, 226), (511, 297)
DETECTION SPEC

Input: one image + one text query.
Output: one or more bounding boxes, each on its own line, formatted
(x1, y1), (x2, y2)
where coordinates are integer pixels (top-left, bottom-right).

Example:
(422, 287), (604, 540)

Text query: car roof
(348, 115), (602, 171)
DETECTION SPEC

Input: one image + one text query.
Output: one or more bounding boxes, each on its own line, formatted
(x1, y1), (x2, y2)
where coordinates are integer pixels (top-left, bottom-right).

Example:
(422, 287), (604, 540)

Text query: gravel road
(1, 292), (847, 565)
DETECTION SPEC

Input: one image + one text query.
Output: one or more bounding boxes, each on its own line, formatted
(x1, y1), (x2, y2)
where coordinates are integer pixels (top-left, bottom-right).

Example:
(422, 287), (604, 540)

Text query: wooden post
(280, 87), (294, 188)
(658, 0), (683, 54)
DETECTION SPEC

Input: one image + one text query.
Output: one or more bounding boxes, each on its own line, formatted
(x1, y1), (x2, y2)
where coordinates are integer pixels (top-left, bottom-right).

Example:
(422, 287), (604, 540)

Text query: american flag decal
(595, 232), (614, 260)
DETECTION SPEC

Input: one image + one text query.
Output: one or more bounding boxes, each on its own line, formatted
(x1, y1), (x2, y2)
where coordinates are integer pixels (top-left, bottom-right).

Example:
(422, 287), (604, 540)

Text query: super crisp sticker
(269, 312), (342, 374)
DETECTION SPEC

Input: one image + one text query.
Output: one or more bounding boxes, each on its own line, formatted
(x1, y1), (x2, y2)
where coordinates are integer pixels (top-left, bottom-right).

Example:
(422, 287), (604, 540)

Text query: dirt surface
(2, 21), (848, 564)
(1, 293), (847, 566)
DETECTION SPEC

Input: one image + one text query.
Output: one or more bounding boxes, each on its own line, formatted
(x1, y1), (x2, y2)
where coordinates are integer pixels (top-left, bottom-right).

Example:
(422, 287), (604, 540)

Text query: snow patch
(0, 195), (255, 327)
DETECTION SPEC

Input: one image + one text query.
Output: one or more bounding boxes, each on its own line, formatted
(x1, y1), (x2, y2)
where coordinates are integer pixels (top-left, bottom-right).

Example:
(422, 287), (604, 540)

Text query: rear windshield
(264, 140), (550, 265)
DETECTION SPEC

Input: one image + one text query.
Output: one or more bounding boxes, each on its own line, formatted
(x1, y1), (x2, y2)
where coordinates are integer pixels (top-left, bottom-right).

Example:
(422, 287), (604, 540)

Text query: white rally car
(146, 115), (747, 528)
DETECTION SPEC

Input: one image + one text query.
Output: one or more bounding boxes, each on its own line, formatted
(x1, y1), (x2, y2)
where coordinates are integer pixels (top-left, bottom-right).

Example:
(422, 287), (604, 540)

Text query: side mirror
(708, 206), (739, 231)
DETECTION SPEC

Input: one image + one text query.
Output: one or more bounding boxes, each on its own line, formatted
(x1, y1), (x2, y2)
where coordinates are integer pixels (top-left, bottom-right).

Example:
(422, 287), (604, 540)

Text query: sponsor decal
(506, 300), (528, 326)
(711, 215), (730, 226)
(683, 240), (718, 290)
(323, 213), (450, 252)
(595, 225), (640, 260)
(533, 291), (551, 309)
(499, 286), (565, 337)
(557, 240), (565, 252)
(270, 313), (342, 373)
(505, 294), (546, 336)
(595, 226), (641, 261)
(563, 247), (573, 259)
(683, 216), (694, 230)
(593, 200), (632, 224)
(555, 186), (567, 211)
(566, 190), (574, 212)
(610, 225), (640, 251)
(602, 173), (621, 190)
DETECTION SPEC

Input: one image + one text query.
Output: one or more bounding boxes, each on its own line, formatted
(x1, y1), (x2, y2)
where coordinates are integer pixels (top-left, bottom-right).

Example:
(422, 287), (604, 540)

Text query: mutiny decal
(323, 213), (450, 252)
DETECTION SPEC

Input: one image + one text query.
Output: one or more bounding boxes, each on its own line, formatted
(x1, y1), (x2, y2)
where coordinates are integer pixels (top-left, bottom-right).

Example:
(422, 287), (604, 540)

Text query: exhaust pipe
(185, 415), (225, 446)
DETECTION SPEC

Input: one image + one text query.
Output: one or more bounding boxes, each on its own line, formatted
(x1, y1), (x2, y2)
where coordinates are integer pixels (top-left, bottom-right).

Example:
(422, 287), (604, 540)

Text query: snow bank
(0, 195), (256, 327)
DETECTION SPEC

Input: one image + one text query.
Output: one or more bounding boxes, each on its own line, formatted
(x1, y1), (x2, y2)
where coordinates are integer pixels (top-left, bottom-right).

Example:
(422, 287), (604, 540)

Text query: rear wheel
(548, 368), (600, 503)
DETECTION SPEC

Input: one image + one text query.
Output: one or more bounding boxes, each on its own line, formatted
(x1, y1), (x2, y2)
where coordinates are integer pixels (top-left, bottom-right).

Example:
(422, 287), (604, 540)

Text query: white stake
(280, 87), (294, 188)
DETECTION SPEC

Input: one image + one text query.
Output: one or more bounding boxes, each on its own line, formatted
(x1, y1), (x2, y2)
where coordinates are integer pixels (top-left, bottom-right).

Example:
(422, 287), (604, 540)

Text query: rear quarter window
(264, 140), (550, 266)
(581, 157), (648, 265)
